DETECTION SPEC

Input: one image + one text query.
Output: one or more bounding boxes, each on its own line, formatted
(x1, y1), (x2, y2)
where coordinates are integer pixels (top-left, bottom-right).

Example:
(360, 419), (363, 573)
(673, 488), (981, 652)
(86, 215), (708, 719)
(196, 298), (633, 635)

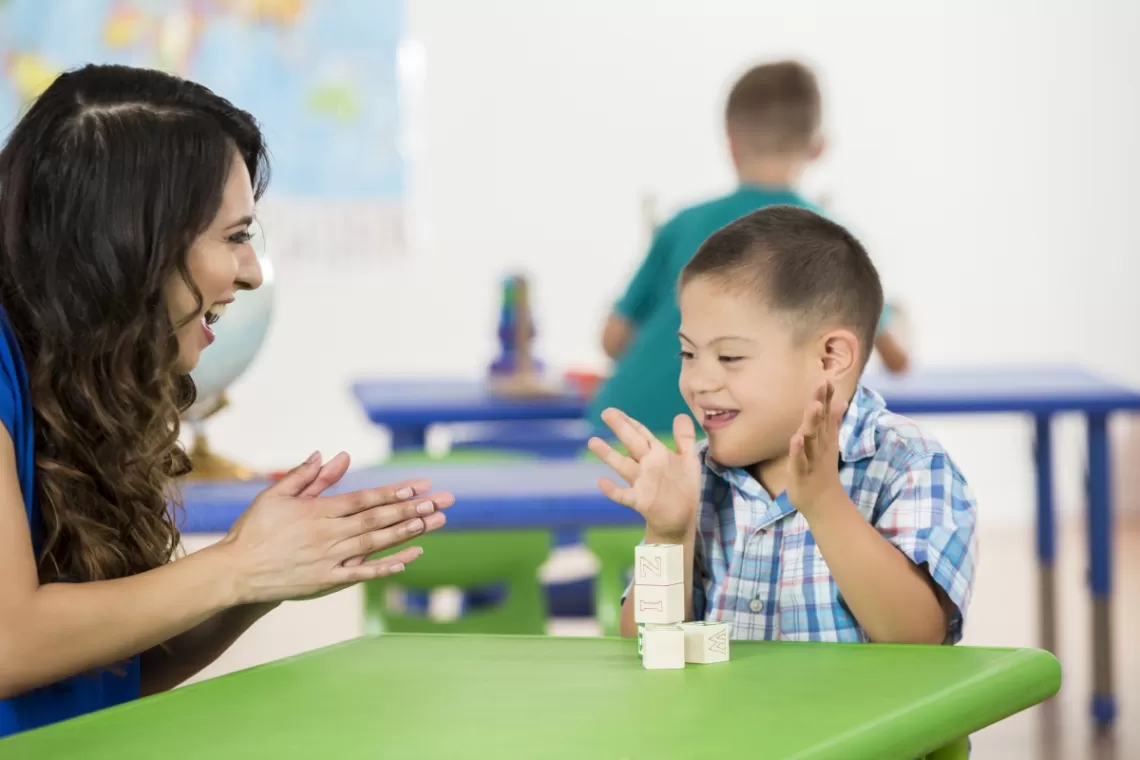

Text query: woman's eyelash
(228, 230), (253, 244)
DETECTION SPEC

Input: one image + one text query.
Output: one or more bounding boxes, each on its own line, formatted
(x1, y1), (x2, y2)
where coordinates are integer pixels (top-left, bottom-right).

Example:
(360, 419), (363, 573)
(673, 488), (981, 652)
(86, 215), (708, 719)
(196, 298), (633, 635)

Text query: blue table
(868, 365), (1140, 727)
(350, 378), (587, 451)
(176, 460), (635, 534)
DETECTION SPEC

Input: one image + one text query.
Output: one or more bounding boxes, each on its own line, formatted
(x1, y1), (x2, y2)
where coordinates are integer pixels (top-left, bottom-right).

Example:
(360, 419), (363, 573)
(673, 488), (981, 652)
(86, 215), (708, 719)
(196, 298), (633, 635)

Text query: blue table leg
(1086, 412), (1115, 727)
(1033, 415), (1057, 655)
(389, 426), (428, 453)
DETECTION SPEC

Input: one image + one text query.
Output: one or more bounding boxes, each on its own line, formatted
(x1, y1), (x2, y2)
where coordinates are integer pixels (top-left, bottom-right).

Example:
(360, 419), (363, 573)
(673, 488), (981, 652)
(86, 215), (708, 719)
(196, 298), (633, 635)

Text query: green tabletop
(0, 635), (1060, 759)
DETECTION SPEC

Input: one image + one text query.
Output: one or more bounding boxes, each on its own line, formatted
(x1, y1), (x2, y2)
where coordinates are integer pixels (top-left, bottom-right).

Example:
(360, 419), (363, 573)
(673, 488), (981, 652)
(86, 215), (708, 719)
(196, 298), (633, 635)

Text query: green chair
(583, 526), (645, 636)
(364, 447), (549, 635)
(363, 528), (552, 635)
(382, 446), (535, 465)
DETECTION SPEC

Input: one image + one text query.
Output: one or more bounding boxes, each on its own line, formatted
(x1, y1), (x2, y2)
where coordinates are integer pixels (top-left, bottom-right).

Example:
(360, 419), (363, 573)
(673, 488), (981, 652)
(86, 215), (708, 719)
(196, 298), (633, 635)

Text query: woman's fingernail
(406, 518), (424, 534)
(395, 487), (413, 500)
(306, 451), (321, 464)
(389, 563), (405, 574)
(416, 501), (434, 515)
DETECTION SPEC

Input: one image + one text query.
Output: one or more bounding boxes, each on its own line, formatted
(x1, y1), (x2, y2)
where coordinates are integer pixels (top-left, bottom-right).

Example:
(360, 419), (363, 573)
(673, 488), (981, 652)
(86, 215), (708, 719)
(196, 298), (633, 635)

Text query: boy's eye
(719, 356), (743, 364)
(678, 350), (694, 360)
(228, 229), (253, 245)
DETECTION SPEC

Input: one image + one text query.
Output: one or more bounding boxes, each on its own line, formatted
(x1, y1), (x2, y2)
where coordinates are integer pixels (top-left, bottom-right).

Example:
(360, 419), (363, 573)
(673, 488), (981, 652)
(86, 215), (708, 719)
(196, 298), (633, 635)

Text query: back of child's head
(680, 205), (883, 368)
(725, 60), (821, 157)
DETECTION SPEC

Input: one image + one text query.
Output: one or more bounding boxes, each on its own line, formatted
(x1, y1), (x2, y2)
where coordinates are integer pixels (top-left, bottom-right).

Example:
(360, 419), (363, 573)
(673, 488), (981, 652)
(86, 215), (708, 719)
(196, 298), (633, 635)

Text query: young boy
(588, 206), (977, 644)
(590, 60), (908, 437)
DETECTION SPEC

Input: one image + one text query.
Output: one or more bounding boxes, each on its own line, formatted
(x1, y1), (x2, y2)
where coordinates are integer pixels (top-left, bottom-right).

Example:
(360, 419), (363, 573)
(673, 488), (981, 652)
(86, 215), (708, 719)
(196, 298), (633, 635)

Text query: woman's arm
(139, 602), (277, 695)
(0, 434), (446, 701)
(0, 451), (242, 702)
(138, 452), (352, 695)
(0, 424), (240, 698)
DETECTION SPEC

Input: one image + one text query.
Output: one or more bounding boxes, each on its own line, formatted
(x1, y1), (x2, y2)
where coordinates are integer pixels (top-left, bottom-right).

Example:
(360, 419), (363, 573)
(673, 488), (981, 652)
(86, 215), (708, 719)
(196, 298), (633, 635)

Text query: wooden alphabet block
(632, 582), (684, 625)
(634, 544), (684, 587)
(641, 624), (685, 669)
(682, 621), (730, 664)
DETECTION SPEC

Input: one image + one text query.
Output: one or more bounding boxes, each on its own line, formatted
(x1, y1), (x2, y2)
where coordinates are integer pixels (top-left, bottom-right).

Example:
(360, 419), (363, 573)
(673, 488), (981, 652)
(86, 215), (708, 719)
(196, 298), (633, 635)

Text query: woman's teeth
(204, 302), (228, 326)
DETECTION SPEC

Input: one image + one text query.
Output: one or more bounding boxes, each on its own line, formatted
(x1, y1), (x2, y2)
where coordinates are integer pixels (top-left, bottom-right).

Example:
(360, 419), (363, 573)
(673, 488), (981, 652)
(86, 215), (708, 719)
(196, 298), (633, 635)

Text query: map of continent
(0, 0), (405, 200)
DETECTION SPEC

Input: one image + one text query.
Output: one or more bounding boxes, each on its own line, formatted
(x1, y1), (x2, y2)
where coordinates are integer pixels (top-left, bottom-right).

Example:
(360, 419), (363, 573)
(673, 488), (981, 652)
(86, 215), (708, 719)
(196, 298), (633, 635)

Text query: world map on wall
(0, 0), (405, 200)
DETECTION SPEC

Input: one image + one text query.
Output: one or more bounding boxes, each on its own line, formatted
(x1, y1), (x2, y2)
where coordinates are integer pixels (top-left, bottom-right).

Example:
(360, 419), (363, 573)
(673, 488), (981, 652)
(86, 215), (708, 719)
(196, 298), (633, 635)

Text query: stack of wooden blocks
(634, 544), (730, 669)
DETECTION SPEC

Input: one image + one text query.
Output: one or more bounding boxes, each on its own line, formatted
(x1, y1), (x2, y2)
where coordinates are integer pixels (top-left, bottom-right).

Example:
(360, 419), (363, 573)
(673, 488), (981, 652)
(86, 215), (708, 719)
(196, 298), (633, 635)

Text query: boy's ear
(818, 328), (858, 379)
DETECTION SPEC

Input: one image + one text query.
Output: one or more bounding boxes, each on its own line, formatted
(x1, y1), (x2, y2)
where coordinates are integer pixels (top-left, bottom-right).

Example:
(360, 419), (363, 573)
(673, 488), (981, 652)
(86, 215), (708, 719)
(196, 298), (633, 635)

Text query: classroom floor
(181, 516), (1140, 760)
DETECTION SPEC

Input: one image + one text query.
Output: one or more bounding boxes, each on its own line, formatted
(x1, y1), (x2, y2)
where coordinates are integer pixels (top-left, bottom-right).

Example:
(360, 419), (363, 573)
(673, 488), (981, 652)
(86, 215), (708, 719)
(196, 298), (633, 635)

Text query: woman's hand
(216, 451), (453, 605)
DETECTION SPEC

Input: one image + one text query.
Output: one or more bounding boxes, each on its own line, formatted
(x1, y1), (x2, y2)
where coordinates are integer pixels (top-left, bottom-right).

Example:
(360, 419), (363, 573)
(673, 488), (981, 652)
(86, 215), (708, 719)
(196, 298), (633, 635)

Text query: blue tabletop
(176, 461), (637, 534)
(352, 378), (587, 427)
(866, 365), (1140, 414)
(353, 365), (1140, 427)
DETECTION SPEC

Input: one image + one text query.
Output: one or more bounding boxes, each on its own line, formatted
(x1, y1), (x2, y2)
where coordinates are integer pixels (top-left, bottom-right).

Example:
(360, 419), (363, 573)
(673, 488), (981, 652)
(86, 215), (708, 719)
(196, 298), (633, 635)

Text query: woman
(0, 64), (451, 736)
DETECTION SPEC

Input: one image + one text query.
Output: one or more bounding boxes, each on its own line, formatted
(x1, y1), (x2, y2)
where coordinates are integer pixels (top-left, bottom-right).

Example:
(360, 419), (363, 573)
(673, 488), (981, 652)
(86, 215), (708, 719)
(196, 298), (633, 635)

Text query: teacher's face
(165, 151), (263, 373)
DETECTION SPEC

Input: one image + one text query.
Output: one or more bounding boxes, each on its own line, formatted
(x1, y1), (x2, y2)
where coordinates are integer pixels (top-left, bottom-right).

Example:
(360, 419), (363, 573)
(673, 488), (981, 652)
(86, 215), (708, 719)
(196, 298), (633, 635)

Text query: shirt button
(749, 598), (764, 613)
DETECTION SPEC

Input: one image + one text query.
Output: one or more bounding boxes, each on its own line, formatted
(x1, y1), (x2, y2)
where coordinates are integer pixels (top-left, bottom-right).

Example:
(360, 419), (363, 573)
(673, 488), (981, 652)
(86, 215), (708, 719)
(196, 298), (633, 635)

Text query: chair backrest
(363, 529), (552, 636)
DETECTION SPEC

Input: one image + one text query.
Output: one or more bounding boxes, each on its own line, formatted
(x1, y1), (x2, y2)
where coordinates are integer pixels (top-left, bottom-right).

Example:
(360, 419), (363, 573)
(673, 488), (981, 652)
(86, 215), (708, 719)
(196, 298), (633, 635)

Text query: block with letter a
(681, 621), (730, 664)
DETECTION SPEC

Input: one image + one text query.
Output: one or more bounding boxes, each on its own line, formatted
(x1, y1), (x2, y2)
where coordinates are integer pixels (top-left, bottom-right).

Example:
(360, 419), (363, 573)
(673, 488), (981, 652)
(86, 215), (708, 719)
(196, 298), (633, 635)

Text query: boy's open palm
(587, 409), (701, 540)
(787, 380), (846, 512)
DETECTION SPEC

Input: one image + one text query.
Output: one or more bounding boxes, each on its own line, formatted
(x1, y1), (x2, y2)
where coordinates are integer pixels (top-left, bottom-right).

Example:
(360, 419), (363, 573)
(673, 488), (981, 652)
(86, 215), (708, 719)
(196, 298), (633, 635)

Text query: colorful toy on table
(634, 544), (729, 669)
(488, 273), (562, 398)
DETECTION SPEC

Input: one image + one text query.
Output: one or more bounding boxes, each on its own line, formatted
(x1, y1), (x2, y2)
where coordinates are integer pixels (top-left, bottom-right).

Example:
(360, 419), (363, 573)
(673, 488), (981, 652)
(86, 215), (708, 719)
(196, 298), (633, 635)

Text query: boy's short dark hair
(725, 60), (821, 155)
(679, 206), (884, 367)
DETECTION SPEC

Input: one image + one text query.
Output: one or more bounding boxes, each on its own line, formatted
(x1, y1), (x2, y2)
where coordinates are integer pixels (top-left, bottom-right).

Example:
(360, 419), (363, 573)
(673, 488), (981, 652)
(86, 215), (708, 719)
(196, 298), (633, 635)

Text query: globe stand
(182, 393), (258, 481)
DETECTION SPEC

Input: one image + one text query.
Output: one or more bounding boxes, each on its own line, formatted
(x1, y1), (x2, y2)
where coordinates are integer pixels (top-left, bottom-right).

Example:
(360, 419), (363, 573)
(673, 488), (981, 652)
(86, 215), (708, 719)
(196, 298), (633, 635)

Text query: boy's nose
(686, 369), (724, 394)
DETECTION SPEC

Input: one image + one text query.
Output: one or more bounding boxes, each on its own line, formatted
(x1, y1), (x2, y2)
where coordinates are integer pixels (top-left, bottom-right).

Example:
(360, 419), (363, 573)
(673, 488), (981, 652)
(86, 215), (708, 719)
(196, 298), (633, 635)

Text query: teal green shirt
(588, 185), (820, 435)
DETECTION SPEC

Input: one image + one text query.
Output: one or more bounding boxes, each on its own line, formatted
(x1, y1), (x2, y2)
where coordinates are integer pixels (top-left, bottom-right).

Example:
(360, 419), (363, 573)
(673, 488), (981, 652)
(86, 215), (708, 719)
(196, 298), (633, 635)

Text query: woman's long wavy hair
(0, 64), (269, 583)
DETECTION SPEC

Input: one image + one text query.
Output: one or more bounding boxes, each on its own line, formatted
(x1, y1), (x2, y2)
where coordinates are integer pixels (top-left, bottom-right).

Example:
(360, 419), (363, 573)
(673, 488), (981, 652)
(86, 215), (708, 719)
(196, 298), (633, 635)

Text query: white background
(203, 0), (1140, 525)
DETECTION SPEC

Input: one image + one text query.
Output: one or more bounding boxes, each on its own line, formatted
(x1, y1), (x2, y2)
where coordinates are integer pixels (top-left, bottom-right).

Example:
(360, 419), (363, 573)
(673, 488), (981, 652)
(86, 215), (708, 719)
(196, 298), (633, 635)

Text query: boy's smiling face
(677, 276), (823, 475)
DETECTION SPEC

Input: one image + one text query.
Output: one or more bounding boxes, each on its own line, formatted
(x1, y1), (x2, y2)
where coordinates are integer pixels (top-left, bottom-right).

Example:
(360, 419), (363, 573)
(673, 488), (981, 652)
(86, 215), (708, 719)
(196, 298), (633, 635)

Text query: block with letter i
(633, 545), (684, 626)
(633, 544), (685, 669)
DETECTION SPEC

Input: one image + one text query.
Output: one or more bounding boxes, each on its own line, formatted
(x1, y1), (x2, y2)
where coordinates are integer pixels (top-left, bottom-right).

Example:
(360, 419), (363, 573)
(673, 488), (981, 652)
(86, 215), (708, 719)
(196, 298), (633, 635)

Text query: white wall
(202, 0), (1140, 525)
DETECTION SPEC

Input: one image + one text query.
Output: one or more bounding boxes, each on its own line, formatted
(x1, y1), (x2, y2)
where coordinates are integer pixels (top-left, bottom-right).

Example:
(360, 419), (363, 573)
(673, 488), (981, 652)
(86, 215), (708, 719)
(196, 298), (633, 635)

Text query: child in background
(588, 206), (977, 644)
(590, 60), (909, 437)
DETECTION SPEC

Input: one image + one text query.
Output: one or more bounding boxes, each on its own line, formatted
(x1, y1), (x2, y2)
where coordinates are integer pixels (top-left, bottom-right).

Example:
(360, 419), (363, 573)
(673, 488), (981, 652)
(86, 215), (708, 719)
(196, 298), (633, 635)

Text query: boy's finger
(624, 414), (661, 448)
(600, 408), (652, 460)
(587, 437), (638, 484)
(598, 477), (638, 510)
(673, 414), (698, 457)
(789, 434), (808, 475)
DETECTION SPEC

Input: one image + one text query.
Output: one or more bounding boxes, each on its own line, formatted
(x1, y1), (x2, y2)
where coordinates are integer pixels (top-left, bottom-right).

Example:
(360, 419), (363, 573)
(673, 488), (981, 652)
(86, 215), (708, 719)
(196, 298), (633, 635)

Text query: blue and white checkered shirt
(628, 383), (979, 644)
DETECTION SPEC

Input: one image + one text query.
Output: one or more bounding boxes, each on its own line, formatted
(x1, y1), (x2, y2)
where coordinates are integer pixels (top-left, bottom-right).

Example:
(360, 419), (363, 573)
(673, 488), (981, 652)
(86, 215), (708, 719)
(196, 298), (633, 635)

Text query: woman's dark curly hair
(0, 64), (269, 583)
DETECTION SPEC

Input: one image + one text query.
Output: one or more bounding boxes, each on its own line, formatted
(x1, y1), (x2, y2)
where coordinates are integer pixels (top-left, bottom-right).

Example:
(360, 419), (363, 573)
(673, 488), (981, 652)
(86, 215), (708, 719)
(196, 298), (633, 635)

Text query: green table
(0, 635), (1060, 759)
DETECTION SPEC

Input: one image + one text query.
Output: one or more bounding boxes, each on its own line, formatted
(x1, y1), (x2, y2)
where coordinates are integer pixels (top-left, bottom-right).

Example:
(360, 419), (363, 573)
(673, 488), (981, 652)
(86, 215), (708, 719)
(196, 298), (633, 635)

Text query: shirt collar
(838, 383), (883, 463)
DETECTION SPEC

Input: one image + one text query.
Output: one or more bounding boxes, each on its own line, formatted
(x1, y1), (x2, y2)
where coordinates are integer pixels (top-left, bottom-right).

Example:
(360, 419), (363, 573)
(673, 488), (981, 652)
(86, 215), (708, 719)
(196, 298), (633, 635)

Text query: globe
(182, 221), (274, 479)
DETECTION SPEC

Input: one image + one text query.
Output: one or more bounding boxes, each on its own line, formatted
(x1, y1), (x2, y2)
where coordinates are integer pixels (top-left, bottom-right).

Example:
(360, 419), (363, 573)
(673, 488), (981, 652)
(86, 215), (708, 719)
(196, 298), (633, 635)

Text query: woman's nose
(235, 244), (264, 291)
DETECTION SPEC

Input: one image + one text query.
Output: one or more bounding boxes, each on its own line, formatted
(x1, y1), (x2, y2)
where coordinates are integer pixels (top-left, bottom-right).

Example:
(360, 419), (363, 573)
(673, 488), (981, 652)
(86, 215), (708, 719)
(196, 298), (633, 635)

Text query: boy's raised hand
(587, 409), (701, 541)
(787, 380), (846, 514)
